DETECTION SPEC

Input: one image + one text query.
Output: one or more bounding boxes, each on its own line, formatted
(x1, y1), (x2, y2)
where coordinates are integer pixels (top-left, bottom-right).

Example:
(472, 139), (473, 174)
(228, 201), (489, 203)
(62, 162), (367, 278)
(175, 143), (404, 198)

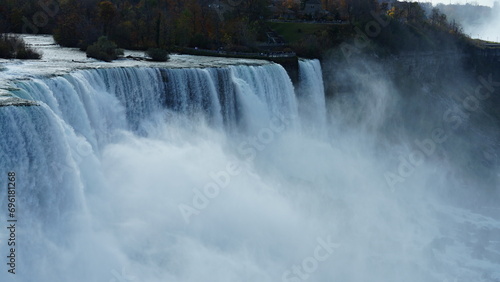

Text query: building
(377, 0), (397, 10)
(302, 0), (324, 16)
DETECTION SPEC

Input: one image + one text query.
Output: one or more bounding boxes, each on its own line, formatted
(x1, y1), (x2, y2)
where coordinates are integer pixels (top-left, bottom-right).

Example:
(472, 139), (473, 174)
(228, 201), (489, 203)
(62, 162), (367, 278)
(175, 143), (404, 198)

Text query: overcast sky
(426, 0), (496, 6)
(419, 0), (498, 42)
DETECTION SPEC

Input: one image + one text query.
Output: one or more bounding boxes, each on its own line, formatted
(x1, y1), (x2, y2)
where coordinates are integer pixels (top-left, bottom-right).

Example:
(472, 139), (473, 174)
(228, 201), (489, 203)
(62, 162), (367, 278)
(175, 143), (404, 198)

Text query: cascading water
(296, 59), (327, 138)
(0, 58), (499, 282)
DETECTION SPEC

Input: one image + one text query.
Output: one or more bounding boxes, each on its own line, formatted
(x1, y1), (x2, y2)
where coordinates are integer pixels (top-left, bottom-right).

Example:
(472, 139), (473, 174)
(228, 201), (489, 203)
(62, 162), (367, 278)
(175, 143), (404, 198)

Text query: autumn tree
(340, 0), (378, 24)
(98, 1), (117, 36)
(53, 0), (86, 47)
(429, 8), (448, 27)
(283, 0), (301, 11)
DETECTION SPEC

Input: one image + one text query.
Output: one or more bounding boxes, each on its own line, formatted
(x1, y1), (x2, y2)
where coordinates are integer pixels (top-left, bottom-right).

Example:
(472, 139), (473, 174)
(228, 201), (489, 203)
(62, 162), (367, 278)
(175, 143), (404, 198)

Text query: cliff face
(385, 52), (467, 79)
(321, 50), (500, 208)
(321, 50), (500, 150)
(0, 90), (38, 107)
(322, 52), (465, 96)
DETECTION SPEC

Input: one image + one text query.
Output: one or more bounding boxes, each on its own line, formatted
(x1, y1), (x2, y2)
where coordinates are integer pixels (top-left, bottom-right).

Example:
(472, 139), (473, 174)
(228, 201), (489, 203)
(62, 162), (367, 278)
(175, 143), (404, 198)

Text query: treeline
(375, 3), (470, 53)
(0, 0), (271, 51)
(0, 0), (473, 58)
(279, 1), (471, 58)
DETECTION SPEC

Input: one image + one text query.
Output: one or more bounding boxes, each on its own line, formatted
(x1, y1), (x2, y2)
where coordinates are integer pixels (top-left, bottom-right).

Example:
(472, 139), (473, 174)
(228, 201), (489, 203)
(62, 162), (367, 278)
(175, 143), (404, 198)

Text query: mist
(441, 2), (500, 41)
(465, 16), (500, 41)
(0, 53), (499, 282)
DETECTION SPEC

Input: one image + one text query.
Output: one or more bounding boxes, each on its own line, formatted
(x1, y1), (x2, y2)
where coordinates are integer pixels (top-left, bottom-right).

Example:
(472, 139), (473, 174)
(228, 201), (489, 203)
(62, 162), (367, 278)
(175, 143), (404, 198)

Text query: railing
(267, 19), (347, 24)
(182, 48), (297, 59)
(476, 43), (500, 57)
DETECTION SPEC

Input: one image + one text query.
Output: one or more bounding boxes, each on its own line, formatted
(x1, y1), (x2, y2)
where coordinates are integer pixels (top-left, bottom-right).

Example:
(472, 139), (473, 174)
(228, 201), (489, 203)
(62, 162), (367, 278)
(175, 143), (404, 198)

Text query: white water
(0, 59), (499, 282)
(297, 59), (328, 138)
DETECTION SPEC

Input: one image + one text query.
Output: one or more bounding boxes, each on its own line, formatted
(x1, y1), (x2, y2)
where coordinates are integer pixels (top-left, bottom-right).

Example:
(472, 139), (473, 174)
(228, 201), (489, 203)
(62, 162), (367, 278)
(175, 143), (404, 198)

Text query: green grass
(268, 22), (348, 43)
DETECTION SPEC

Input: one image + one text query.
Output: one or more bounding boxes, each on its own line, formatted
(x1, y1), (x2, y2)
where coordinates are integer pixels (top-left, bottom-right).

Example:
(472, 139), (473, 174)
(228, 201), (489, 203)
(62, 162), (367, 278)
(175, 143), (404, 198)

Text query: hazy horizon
(422, 0), (496, 6)
(428, 0), (499, 41)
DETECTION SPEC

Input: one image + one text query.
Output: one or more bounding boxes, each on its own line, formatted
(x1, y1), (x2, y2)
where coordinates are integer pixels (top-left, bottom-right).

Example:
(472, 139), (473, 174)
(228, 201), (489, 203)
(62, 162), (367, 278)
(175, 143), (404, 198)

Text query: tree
(246, 0), (271, 21)
(340, 0), (378, 24)
(86, 36), (123, 61)
(388, 3), (425, 24)
(98, 1), (117, 35)
(430, 8), (447, 27)
(0, 34), (41, 59)
(404, 2), (425, 23)
(53, 0), (86, 47)
(146, 48), (169, 61)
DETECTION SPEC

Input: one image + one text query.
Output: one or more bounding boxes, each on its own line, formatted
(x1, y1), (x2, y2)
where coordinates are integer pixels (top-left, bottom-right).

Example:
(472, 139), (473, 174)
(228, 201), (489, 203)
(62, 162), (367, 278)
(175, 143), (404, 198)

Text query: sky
(423, 0), (495, 6)
(422, 0), (499, 41)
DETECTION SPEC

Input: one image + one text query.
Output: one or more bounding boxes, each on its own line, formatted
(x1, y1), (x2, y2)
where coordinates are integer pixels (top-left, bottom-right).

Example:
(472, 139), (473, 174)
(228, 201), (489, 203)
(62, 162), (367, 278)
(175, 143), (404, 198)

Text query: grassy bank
(268, 22), (351, 43)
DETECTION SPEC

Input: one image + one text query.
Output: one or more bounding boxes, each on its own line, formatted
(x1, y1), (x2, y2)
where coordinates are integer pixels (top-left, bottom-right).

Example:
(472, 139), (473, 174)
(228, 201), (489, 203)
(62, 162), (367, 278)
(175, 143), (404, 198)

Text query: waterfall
(12, 64), (299, 151)
(296, 59), (327, 138)
(0, 58), (498, 282)
(0, 62), (306, 281)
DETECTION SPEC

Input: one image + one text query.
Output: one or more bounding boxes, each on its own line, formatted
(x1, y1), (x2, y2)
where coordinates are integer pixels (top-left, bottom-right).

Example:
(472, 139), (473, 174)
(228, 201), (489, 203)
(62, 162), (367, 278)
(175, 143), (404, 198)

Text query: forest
(0, 0), (475, 59)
